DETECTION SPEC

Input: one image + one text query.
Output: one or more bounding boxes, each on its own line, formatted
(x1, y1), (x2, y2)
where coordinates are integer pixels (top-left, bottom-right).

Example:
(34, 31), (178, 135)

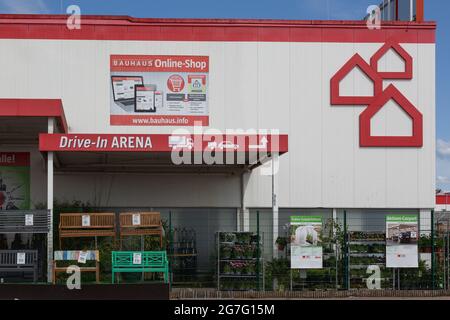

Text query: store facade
(0, 15), (436, 289)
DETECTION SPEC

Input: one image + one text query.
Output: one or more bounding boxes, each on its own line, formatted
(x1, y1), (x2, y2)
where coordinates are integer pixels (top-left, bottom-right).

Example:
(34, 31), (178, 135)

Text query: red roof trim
(0, 99), (68, 133)
(0, 14), (436, 43)
(437, 195), (450, 205)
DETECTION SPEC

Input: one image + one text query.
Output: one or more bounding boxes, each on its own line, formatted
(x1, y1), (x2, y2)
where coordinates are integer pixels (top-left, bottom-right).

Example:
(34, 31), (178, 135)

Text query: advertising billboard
(110, 55), (209, 126)
(290, 216), (323, 269)
(386, 215), (419, 268)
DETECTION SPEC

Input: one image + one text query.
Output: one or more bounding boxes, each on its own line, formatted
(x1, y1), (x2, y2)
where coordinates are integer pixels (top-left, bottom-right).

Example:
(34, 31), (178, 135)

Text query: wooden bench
(0, 250), (38, 282)
(119, 212), (163, 247)
(53, 250), (100, 284)
(59, 213), (116, 248)
(111, 251), (169, 284)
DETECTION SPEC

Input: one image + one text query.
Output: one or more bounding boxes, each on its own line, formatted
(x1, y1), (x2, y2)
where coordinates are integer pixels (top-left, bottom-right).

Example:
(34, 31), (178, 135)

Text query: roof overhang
(0, 99), (68, 145)
(39, 133), (288, 174)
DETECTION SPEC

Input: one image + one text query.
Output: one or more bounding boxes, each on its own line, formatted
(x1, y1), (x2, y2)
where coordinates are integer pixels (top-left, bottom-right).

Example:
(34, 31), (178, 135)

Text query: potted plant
(275, 237), (287, 251)
(246, 262), (256, 275)
(221, 246), (232, 259)
(419, 235), (432, 253)
(231, 261), (242, 275)
(223, 263), (233, 275)
(234, 246), (244, 259)
(244, 245), (254, 259)
(241, 233), (251, 243)
(223, 232), (235, 243)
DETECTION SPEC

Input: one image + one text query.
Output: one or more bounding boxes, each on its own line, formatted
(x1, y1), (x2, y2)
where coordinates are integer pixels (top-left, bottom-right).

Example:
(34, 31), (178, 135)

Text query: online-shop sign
(110, 55), (209, 126)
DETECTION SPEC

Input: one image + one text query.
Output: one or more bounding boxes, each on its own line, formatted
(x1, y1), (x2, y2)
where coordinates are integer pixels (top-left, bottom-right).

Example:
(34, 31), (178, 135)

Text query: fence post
(169, 211), (173, 287)
(431, 209), (435, 290)
(257, 210), (260, 291)
(343, 210), (348, 290)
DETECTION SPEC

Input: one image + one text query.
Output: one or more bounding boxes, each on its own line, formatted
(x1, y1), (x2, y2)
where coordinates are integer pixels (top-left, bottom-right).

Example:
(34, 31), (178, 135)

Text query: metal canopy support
(47, 117), (54, 283)
(241, 171), (251, 232)
(272, 153), (279, 259)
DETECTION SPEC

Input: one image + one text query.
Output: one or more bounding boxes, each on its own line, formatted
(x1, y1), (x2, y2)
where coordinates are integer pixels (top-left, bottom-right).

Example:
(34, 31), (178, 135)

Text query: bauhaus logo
(330, 40), (423, 148)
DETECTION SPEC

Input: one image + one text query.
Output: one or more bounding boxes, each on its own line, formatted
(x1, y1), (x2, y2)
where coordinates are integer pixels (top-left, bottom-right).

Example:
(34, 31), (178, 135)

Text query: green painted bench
(111, 251), (169, 284)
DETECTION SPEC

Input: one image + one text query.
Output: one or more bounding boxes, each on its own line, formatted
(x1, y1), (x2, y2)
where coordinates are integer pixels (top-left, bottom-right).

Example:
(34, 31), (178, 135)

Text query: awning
(0, 99), (67, 145)
(39, 133), (288, 173)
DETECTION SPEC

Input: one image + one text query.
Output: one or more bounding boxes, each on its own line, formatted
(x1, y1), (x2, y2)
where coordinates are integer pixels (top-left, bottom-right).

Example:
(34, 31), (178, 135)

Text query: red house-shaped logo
(359, 85), (423, 147)
(370, 41), (413, 79)
(330, 53), (383, 105)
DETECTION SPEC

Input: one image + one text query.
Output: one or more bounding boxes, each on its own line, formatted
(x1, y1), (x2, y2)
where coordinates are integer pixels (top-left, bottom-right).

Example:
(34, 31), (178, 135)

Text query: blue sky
(0, 0), (449, 189)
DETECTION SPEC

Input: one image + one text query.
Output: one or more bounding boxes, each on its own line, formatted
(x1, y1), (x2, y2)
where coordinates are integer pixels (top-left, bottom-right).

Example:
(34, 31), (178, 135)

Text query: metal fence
(2, 206), (449, 291)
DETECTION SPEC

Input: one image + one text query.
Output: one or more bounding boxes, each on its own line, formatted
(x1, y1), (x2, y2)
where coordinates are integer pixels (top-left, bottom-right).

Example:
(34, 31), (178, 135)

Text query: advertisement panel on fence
(110, 55), (209, 126)
(386, 215), (419, 268)
(290, 216), (323, 269)
(0, 152), (30, 210)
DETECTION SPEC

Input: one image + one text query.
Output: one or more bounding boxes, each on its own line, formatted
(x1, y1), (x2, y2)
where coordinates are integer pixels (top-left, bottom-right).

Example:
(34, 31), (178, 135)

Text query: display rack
(348, 231), (391, 289)
(169, 228), (197, 280)
(216, 232), (263, 291)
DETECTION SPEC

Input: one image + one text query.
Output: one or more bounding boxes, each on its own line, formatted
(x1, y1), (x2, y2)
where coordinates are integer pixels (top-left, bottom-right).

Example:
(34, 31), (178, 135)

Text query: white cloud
(437, 176), (450, 184)
(437, 139), (450, 159)
(0, 0), (50, 14)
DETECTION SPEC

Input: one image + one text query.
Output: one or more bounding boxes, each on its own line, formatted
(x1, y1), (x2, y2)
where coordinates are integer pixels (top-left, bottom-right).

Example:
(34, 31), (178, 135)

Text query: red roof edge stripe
(437, 195), (450, 205)
(0, 14), (436, 43)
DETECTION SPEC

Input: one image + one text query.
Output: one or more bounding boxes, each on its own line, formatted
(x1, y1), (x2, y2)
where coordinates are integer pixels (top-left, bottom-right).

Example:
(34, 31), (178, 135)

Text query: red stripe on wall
(0, 15), (436, 43)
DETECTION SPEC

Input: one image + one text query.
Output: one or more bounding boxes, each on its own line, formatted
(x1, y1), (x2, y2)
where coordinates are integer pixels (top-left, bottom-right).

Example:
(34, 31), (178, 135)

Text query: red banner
(39, 134), (288, 153)
(0, 152), (30, 166)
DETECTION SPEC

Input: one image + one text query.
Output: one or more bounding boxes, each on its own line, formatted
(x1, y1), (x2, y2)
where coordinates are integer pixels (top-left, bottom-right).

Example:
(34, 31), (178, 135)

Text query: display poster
(110, 55), (209, 126)
(386, 215), (419, 268)
(0, 152), (30, 210)
(25, 214), (34, 226)
(290, 216), (323, 269)
(78, 251), (88, 264)
(132, 213), (141, 226)
(82, 215), (91, 227)
(16, 252), (26, 265)
(133, 253), (142, 265)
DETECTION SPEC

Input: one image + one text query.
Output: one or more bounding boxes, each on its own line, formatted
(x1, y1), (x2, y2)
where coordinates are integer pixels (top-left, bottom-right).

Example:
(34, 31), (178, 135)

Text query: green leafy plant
(264, 258), (290, 291)
(223, 263), (232, 275)
(275, 237), (287, 251)
(221, 246), (232, 259)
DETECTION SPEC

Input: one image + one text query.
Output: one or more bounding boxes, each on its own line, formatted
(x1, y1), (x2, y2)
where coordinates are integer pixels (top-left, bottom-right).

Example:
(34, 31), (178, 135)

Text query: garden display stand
(347, 231), (390, 289)
(216, 231), (264, 291)
(169, 227), (197, 284)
